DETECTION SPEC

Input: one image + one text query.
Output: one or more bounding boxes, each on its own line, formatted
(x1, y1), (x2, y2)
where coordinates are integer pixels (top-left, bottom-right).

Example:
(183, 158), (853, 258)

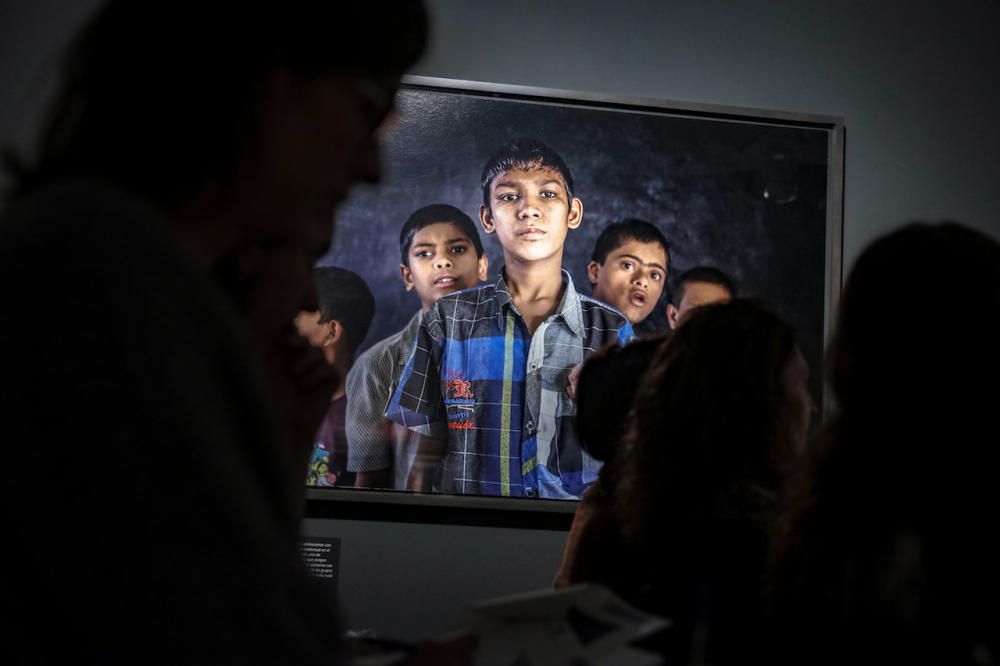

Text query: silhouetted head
(11, 1), (428, 214)
(831, 222), (999, 429)
(575, 335), (668, 464)
(8, 1), (427, 338)
(771, 223), (1000, 663)
(616, 299), (809, 552)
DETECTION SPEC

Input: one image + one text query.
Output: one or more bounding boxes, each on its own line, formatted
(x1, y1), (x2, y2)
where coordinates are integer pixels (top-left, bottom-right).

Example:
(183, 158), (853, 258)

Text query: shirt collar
(493, 268), (584, 338)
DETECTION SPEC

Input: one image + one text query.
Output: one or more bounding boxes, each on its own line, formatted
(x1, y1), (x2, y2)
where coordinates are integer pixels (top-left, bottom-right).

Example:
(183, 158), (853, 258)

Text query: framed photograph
(308, 76), (844, 518)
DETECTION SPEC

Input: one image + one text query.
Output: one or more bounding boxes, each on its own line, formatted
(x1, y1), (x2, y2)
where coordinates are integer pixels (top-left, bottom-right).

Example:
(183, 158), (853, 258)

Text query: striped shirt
(345, 310), (424, 488)
(385, 270), (633, 499)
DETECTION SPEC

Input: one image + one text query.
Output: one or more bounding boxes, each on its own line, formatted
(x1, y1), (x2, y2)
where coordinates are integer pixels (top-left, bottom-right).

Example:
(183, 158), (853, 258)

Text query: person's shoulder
(433, 283), (495, 313)
(425, 283), (497, 331)
(577, 293), (630, 327)
(349, 313), (420, 380)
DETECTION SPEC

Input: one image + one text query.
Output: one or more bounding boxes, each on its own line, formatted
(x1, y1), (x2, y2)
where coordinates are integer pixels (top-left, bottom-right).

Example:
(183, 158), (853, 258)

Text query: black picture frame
(307, 76), (844, 522)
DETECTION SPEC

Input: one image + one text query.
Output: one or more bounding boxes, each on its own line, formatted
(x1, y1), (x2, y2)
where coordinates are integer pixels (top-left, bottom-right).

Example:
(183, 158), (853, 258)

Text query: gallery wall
(2, 0), (998, 641)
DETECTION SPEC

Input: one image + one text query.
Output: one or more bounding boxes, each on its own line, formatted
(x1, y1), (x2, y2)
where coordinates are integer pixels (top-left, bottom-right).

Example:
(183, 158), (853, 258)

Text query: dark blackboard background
(321, 85), (829, 399)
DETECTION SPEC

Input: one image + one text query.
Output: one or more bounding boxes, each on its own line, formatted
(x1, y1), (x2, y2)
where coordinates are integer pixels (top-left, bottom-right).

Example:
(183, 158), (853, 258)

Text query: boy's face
(587, 238), (668, 324)
(401, 221), (489, 311)
(294, 310), (330, 349)
(666, 281), (732, 329)
(480, 167), (582, 266)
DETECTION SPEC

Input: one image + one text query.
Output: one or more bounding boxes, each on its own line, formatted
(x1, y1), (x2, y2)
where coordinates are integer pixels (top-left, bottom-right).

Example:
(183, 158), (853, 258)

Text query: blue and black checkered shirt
(385, 269), (633, 499)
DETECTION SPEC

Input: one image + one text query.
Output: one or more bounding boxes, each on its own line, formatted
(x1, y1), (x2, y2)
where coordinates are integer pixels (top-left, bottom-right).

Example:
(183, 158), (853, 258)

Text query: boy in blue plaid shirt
(386, 139), (633, 499)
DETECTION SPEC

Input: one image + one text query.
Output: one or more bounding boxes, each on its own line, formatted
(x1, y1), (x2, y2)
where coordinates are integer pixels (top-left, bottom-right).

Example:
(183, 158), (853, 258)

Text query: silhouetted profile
(614, 299), (812, 663)
(1, 1), (426, 663)
(773, 222), (1000, 664)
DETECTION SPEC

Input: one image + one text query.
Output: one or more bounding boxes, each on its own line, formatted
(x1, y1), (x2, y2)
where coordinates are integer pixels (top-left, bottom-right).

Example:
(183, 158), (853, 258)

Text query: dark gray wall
(4, 0), (999, 642)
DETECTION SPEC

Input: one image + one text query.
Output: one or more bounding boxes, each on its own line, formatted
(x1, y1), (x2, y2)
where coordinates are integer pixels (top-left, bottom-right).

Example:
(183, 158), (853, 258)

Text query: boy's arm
(384, 313), (448, 434)
(406, 435), (446, 491)
(345, 351), (394, 485)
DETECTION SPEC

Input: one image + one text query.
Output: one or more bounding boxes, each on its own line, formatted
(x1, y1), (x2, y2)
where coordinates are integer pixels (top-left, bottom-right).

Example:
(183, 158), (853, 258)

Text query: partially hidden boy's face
(667, 281), (732, 329)
(587, 239), (668, 324)
(294, 310), (329, 350)
(401, 221), (489, 311)
(480, 166), (582, 266)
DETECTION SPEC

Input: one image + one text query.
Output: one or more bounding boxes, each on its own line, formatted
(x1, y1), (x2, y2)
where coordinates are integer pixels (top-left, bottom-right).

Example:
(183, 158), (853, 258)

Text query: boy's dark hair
(314, 267), (375, 358)
(398, 204), (484, 265)
(674, 266), (737, 304)
(590, 219), (670, 266)
(480, 138), (574, 211)
(6, 0), (427, 205)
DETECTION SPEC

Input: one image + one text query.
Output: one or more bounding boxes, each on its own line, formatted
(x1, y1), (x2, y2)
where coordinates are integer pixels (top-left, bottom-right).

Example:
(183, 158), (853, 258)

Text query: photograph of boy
(294, 267), (375, 487)
(666, 266), (737, 329)
(346, 204), (488, 489)
(586, 219), (670, 329)
(386, 139), (634, 499)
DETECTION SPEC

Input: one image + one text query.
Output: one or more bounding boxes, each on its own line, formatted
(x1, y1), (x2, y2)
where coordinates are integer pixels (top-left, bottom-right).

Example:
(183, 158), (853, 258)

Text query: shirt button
(529, 362), (538, 371)
(526, 420), (535, 433)
(525, 488), (537, 497)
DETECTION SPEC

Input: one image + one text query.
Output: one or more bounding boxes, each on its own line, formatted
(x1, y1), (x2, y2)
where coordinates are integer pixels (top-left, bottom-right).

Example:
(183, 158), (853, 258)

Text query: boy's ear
(400, 264), (415, 291)
(586, 260), (602, 287)
(566, 197), (583, 230)
(666, 304), (680, 330)
(477, 253), (489, 282)
(479, 204), (496, 234)
(324, 320), (343, 347)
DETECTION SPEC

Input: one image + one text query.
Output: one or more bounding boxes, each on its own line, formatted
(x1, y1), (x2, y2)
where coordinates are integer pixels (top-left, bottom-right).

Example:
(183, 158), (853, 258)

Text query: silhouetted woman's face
(219, 69), (402, 337)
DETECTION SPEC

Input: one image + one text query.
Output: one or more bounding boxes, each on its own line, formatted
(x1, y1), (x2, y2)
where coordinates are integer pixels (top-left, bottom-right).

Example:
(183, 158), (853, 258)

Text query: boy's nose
(434, 254), (453, 269)
(517, 199), (542, 219)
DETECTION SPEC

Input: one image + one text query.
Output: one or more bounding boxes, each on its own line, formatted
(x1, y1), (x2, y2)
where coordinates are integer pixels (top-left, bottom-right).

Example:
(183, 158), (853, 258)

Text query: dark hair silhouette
(614, 299), (803, 662)
(314, 267), (375, 358)
(6, 1), (428, 206)
(773, 222), (1000, 664)
(575, 335), (667, 464)
(398, 203), (485, 265)
(480, 138), (574, 211)
(590, 219), (670, 267)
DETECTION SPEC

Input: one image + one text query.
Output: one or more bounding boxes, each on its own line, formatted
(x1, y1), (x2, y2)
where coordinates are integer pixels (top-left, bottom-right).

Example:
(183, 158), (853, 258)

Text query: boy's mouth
(433, 275), (457, 287)
(629, 290), (647, 307)
(517, 228), (546, 241)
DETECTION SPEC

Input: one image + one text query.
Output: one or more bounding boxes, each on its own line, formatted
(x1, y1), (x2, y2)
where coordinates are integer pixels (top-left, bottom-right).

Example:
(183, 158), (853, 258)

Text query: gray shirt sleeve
(345, 343), (396, 472)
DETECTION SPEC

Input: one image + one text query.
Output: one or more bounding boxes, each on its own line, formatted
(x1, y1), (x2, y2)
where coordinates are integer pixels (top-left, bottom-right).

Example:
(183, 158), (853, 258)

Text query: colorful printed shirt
(385, 270), (634, 499)
(306, 395), (355, 487)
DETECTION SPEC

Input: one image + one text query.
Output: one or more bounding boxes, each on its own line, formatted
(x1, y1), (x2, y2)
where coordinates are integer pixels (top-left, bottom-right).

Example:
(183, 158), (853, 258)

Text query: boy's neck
(330, 346), (350, 401)
(503, 253), (566, 334)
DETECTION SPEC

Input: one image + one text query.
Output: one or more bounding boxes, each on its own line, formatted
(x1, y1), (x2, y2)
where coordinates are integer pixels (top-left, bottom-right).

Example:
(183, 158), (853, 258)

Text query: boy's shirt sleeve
(384, 308), (448, 439)
(344, 348), (392, 472)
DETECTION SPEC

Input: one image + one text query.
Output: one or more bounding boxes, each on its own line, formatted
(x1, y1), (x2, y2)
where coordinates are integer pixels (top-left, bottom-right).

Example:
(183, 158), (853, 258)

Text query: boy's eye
(497, 193), (518, 202)
(450, 245), (468, 255)
(621, 261), (634, 271)
(650, 271), (662, 281)
(540, 191), (558, 199)
(414, 250), (432, 259)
